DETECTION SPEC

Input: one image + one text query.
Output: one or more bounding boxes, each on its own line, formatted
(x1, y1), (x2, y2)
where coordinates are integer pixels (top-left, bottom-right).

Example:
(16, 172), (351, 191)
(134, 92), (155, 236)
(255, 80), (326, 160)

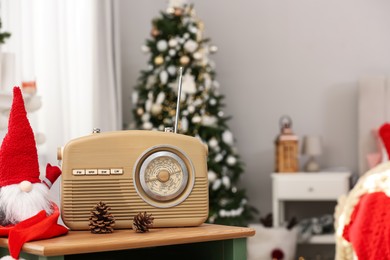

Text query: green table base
(0, 238), (247, 260)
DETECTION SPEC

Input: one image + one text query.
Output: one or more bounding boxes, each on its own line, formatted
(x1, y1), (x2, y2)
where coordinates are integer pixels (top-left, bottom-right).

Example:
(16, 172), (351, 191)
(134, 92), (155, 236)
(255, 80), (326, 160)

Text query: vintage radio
(58, 68), (209, 230)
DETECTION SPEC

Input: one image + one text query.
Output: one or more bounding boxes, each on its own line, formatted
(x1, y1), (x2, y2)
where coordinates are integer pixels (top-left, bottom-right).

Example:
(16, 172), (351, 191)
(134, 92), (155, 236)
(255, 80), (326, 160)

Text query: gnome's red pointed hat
(0, 87), (68, 259)
(0, 87), (41, 186)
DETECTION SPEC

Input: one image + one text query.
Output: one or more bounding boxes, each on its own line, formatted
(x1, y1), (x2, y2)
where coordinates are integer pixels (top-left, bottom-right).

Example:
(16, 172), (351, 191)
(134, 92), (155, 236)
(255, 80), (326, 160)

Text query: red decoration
(0, 203), (68, 259)
(379, 123), (390, 158)
(343, 192), (390, 259)
(271, 248), (284, 260)
(0, 87), (41, 186)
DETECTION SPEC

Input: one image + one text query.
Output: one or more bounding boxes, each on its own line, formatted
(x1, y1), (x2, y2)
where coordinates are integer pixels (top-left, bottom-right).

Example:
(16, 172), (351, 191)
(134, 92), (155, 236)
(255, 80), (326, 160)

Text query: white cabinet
(271, 172), (351, 244)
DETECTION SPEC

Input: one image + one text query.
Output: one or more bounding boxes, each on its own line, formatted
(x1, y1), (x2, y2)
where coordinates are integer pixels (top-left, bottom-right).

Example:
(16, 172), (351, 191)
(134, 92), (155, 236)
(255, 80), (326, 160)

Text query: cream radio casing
(59, 130), (209, 230)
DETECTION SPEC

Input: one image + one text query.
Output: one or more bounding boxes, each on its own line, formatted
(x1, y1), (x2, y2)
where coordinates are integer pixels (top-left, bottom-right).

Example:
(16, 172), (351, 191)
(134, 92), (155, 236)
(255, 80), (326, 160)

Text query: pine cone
(89, 201), (115, 234)
(132, 212), (154, 233)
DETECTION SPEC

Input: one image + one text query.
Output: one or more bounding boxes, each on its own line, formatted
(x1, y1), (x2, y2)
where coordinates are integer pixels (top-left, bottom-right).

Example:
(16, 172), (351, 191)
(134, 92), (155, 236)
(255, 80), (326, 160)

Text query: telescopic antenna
(174, 67), (183, 133)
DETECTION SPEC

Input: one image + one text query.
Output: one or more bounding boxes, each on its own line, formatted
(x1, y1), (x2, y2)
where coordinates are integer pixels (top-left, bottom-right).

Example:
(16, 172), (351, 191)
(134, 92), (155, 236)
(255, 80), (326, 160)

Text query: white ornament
(188, 25), (198, 34)
(208, 138), (218, 148)
(209, 99), (217, 106)
(145, 100), (152, 112)
(208, 171), (217, 183)
(183, 33), (190, 39)
(219, 209), (226, 217)
(214, 153), (223, 163)
(158, 125), (165, 131)
(204, 73), (212, 90)
(187, 105), (195, 114)
(178, 37), (185, 44)
(142, 122), (153, 130)
(182, 73), (196, 94)
(168, 82), (177, 90)
(212, 179), (222, 191)
(222, 130), (234, 145)
(169, 49), (176, 57)
(168, 0), (187, 8)
(193, 98), (202, 107)
(159, 70), (168, 84)
(184, 40), (198, 53)
(227, 156), (237, 166)
(182, 110), (189, 116)
(132, 92), (138, 104)
(151, 104), (162, 115)
(209, 214), (216, 223)
(191, 115), (201, 123)
(193, 52), (202, 60)
(141, 45), (150, 53)
(202, 115), (217, 126)
(209, 45), (218, 53)
(156, 92), (166, 104)
(167, 65), (177, 76)
(218, 111), (224, 117)
(181, 117), (189, 132)
(146, 75), (156, 88)
(222, 176), (230, 188)
(141, 113), (151, 122)
(168, 38), (178, 47)
(232, 186), (237, 193)
(157, 40), (168, 52)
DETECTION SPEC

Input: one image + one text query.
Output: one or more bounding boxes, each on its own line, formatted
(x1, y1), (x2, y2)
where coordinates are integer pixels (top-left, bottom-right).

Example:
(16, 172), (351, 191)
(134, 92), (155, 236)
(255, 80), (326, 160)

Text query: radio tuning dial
(139, 151), (188, 202)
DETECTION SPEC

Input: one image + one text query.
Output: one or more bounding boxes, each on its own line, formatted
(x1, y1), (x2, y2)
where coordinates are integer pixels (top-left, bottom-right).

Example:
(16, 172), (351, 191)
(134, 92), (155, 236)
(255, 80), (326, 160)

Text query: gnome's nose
(19, 180), (33, 193)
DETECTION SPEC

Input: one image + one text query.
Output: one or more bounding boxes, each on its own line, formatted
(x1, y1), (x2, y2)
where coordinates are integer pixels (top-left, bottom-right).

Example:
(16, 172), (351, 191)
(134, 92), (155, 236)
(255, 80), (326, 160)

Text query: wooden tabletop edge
(6, 224), (257, 257)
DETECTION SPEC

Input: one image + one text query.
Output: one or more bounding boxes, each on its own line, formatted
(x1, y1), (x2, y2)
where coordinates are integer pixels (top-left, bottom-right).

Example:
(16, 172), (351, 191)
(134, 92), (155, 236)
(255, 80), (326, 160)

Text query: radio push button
(111, 168), (123, 175)
(72, 169), (85, 175)
(98, 169), (110, 175)
(86, 169), (98, 175)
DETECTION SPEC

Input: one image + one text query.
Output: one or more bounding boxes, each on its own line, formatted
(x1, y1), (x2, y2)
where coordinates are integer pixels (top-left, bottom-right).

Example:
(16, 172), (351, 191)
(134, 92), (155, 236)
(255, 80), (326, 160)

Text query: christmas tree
(131, 1), (256, 226)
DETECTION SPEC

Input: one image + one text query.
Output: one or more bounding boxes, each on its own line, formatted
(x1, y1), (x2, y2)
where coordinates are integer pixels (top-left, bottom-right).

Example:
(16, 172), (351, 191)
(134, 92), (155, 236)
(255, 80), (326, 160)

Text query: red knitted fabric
(343, 192), (390, 259)
(0, 87), (40, 186)
(43, 163), (62, 188)
(0, 203), (68, 259)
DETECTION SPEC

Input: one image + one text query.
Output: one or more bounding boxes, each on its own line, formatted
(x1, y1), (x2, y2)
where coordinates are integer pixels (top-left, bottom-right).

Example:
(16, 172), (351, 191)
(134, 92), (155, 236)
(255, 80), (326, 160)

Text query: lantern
(275, 116), (299, 173)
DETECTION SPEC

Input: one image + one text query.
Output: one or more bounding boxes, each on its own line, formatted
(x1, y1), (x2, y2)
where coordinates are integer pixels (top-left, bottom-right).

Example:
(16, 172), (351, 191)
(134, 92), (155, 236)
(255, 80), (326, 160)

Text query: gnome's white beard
(0, 183), (53, 224)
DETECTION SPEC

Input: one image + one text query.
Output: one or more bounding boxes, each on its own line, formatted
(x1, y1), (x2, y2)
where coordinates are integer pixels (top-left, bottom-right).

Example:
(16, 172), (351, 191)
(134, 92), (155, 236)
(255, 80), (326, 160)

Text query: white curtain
(0, 0), (122, 204)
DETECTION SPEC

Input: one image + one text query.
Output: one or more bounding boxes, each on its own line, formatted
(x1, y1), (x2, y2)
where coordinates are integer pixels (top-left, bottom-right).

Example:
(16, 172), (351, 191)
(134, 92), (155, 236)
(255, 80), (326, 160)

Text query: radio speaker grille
(62, 177), (208, 229)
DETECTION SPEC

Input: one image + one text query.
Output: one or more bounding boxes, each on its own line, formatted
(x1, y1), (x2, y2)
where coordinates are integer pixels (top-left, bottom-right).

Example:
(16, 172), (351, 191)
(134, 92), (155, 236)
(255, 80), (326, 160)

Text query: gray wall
(119, 0), (390, 217)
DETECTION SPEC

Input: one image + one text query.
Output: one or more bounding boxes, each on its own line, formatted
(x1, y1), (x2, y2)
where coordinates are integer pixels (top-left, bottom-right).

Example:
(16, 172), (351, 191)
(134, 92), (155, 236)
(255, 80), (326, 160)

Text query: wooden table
(0, 224), (255, 260)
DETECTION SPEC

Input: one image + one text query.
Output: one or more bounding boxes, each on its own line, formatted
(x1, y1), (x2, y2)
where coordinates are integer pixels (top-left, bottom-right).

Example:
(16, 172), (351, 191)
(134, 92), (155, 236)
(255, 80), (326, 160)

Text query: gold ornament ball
(154, 55), (164, 66)
(174, 7), (183, 16)
(151, 104), (162, 116)
(151, 28), (160, 37)
(137, 108), (144, 116)
(169, 109), (176, 116)
(180, 56), (190, 65)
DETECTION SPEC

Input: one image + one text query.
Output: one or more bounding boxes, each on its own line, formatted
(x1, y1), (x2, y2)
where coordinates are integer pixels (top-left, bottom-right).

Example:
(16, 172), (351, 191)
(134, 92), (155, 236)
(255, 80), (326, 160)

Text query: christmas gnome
(0, 87), (68, 260)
